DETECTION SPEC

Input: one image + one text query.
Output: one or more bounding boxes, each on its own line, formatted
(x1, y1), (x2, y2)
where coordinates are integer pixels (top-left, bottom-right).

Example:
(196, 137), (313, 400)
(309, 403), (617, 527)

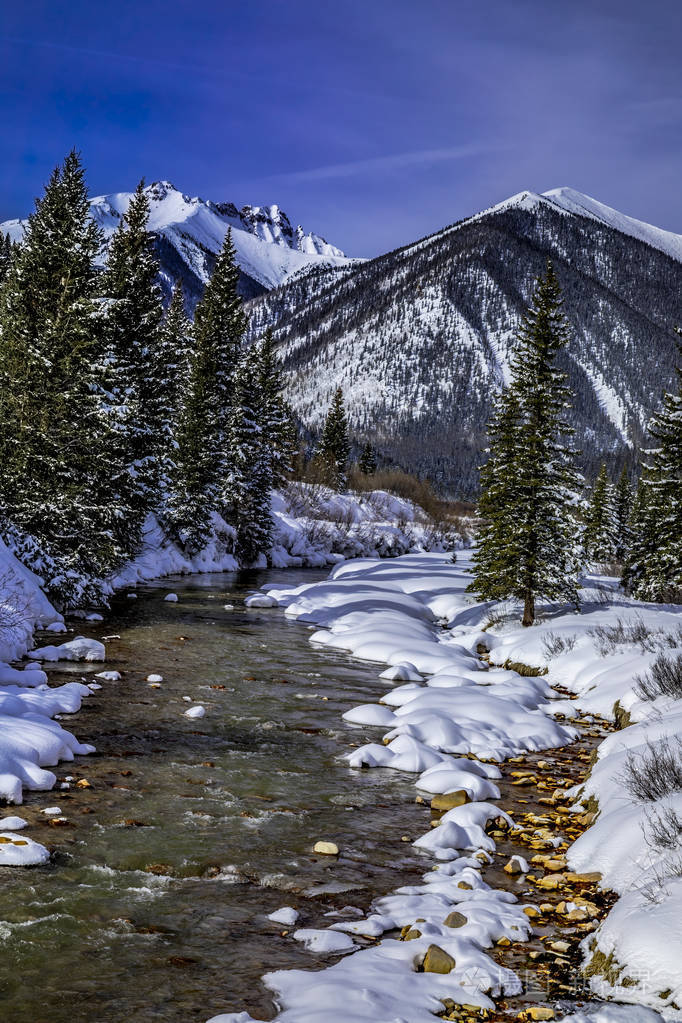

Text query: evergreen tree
(625, 342), (682, 601)
(470, 262), (582, 625)
(469, 390), (523, 602)
(223, 348), (272, 564)
(583, 464), (617, 563)
(193, 228), (246, 470)
(154, 280), (193, 515)
(318, 387), (350, 490)
(613, 466), (633, 563)
(167, 230), (246, 550)
(0, 151), (118, 605)
(0, 230), (12, 283)
(256, 328), (294, 490)
(622, 479), (655, 595)
(359, 441), (377, 475)
(100, 180), (166, 557)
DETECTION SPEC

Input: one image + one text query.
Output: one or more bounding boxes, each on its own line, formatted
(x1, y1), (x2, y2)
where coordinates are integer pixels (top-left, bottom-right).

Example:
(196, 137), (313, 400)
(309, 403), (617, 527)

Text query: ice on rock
(95, 671), (121, 681)
(0, 832), (50, 866)
(45, 621), (68, 633)
(342, 704), (396, 727)
(28, 636), (106, 662)
(164, 593), (178, 602)
(146, 674), (163, 683)
(292, 928), (355, 953)
(379, 662), (423, 682)
(0, 816), (27, 830)
(245, 593), (277, 608)
(184, 705), (206, 719)
(267, 907), (299, 926)
(42, 806), (62, 816)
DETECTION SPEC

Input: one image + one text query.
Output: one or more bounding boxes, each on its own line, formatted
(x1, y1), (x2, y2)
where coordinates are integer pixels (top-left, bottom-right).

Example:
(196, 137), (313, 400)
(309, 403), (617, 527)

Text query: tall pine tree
(318, 387), (350, 491)
(583, 464), (617, 563)
(624, 341), (682, 601)
(613, 466), (633, 563)
(167, 229), (246, 551)
(470, 262), (581, 625)
(100, 180), (166, 558)
(223, 348), (272, 564)
(359, 441), (377, 475)
(0, 152), (119, 605)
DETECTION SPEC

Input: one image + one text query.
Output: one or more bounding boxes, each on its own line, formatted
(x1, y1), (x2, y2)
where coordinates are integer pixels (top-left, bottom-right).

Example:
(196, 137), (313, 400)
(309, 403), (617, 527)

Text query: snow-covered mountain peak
(541, 186), (682, 263)
(1, 181), (351, 301)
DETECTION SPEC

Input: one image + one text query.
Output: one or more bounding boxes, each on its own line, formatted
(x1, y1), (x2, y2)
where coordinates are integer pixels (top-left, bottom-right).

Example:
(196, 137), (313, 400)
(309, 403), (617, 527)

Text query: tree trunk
(522, 590), (535, 627)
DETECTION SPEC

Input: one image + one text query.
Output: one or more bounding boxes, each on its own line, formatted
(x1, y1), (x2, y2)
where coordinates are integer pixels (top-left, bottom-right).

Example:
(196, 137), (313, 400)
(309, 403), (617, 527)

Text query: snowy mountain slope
(1, 180), (352, 307)
(247, 187), (682, 495)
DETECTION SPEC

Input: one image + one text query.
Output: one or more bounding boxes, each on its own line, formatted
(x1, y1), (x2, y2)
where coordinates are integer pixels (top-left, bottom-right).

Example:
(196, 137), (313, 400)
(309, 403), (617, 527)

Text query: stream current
(0, 569), (428, 1023)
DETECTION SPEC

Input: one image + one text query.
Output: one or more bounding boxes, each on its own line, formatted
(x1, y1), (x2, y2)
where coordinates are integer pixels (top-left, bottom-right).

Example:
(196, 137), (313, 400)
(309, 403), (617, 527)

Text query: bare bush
(589, 616), (682, 656)
(644, 804), (682, 851)
(541, 630), (578, 658)
(635, 653), (682, 702)
(621, 737), (682, 802)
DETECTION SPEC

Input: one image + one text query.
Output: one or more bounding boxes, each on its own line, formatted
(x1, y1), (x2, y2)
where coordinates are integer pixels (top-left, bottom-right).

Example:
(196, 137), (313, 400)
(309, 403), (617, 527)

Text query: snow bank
(112, 484), (462, 589)
(229, 550), (682, 1023)
(216, 552), (579, 1023)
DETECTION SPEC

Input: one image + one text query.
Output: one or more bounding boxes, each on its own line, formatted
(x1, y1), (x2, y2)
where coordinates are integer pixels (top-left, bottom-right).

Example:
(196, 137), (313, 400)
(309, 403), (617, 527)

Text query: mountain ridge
(246, 186), (682, 495)
(1, 180), (353, 307)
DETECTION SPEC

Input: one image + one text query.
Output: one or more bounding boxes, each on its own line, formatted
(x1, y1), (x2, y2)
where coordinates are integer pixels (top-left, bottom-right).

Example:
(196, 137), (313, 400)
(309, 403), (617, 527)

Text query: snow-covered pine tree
(622, 478), (653, 595)
(359, 441), (377, 475)
(0, 230), (12, 283)
(625, 341), (682, 601)
(167, 229), (246, 551)
(0, 151), (118, 605)
(613, 465), (633, 563)
(470, 261), (582, 625)
(153, 280), (193, 513)
(193, 228), (246, 469)
(100, 180), (165, 558)
(469, 389), (523, 602)
(256, 328), (294, 490)
(223, 347), (272, 564)
(319, 387), (350, 491)
(583, 464), (617, 563)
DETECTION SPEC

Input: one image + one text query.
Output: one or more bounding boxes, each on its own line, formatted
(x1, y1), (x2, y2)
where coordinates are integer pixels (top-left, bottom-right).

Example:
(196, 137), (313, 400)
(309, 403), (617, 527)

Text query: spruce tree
(583, 464), (617, 563)
(256, 328), (293, 490)
(359, 441), (377, 475)
(100, 180), (165, 557)
(613, 466), (633, 563)
(223, 348), (272, 564)
(167, 229), (246, 550)
(319, 387), (350, 491)
(0, 151), (118, 605)
(625, 343), (682, 601)
(622, 479), (654, 595)
(470, 262), (581, 625)
(0, 230), (12, 283)
(469, 390), (522, 602)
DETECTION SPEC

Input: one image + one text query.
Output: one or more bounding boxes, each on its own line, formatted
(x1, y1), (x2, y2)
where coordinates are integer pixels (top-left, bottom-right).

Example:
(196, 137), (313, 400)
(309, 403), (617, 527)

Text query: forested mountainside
(0, 180), (350, 309)
(247, 188), (682, 495)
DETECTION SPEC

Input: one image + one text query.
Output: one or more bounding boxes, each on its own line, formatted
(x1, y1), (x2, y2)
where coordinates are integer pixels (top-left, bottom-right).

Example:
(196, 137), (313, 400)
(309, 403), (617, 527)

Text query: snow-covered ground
(213, 551), (681, 1023)
(115, 483), (461, 587)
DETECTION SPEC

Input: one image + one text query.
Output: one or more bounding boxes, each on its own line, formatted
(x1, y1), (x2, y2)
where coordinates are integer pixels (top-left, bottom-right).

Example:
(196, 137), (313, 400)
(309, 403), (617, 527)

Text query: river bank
(214, 551), (682, 1023)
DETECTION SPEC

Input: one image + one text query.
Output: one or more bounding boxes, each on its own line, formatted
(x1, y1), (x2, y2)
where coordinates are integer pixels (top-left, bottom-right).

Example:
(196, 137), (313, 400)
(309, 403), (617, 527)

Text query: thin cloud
(271, 144), (494, 184)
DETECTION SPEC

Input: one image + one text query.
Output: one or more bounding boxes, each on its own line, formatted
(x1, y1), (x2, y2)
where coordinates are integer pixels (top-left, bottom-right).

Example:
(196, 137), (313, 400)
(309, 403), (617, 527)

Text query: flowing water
(0, 570), (430, 1023)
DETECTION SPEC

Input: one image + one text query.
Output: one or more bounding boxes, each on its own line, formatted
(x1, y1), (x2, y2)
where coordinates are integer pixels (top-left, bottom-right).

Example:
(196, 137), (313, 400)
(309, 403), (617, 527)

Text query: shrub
(541, 630), (578, 658)
(635, 653), (682, 702)
(621, 737), (682, 802)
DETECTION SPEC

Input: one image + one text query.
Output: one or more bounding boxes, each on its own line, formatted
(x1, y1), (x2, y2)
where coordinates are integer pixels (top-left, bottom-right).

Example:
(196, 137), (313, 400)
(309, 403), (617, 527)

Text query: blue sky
(1, 0), (681, 255)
